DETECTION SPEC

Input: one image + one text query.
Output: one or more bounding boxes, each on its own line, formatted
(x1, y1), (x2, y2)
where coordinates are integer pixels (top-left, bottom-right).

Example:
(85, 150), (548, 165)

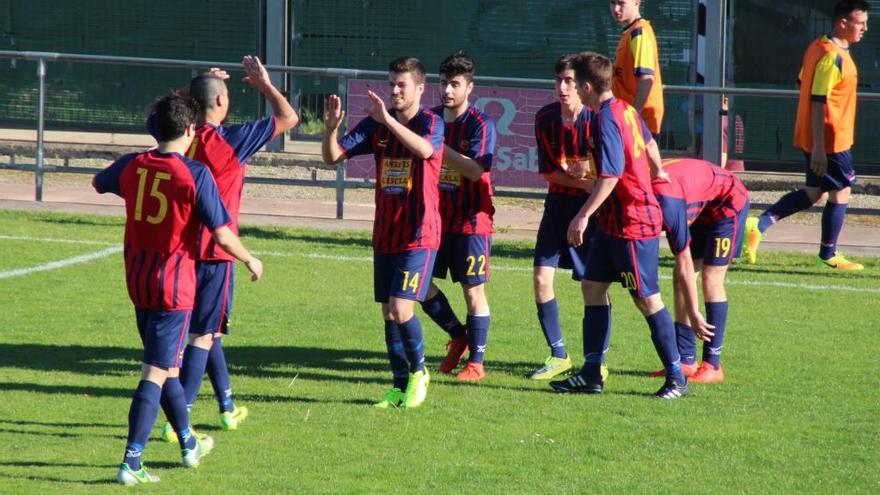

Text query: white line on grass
(1, 236), (874, 294)
(0, 235), (115, 246)
(0, 246), (122, 280)
(252, 250), (880, 294)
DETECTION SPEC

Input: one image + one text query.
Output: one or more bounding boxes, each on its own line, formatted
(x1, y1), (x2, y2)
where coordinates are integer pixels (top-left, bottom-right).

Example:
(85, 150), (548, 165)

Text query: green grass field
(0, 209), (877, 494)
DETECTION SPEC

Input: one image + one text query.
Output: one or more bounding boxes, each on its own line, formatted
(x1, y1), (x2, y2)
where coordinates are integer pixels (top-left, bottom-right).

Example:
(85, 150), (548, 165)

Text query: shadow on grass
(0, 419), (124, 428)
(0, 472), (117, 486)
(0, 461), (117, 469)
(0, 427), (125, 440)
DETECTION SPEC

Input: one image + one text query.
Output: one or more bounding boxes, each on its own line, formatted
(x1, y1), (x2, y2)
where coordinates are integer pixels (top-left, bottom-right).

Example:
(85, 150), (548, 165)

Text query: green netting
(0, 0), (263, 131)
(291, 0), (695, 150)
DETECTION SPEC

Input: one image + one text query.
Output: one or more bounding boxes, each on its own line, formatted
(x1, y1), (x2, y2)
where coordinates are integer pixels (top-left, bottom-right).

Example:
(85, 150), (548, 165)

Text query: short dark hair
(189, 73), (227, 114)
(439, 52), (475, 82)
(554, 53), (578, 75)
(150, 93), (197, 142)
(834, 0), (870, 21)
(572, 52), (614, 93)
(389, 57), (426, 84)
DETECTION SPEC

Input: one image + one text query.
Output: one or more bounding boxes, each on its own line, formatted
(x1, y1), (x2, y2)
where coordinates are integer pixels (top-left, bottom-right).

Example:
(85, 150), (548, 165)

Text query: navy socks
(537, 299), (566, 358)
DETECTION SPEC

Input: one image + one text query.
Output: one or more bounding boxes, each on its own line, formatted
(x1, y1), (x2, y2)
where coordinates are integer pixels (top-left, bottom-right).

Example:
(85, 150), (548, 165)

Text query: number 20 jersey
(93, 150), (231, 310)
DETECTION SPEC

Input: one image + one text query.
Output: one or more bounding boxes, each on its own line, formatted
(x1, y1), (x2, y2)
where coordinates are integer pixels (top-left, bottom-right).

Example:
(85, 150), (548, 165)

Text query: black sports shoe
(655, 378), (689, 399)
(550, 373), (603, 394)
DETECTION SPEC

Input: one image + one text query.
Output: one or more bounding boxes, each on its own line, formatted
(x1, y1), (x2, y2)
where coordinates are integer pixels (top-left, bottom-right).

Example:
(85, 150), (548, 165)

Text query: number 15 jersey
(94, 150), (231, 310)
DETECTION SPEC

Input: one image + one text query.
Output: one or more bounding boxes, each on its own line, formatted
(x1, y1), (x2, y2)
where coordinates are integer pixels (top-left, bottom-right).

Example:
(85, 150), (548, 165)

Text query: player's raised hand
(567, 212), (590, 247)
(244, 257), (263, 282)
(242, 55), (272, 88)
(365, 90), (390, 125)
(323, 95), (345, 132)
(810, 151), (828, 178)
(208, 67), (230, 81)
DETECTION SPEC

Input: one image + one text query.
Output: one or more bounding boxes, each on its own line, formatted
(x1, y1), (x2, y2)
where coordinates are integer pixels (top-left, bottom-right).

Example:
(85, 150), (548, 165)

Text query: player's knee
(189, 332), (214, 350)
(388, 298), (415, 323)
(634, 293), (663, 316)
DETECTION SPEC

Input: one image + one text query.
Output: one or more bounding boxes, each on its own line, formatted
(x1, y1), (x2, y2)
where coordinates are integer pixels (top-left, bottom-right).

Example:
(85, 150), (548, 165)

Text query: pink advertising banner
(344, 79), (555, 189)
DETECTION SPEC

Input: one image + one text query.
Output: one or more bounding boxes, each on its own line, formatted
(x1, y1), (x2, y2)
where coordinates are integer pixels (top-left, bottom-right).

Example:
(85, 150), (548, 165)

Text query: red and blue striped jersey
(535, 102), (593, 198)
(94, 150), (231, 310)
(591, 97), (662, 240)
(653, 158), (750, 254)
(339, 108), (444, 253)
(186, 118), (276, 261)
(430, 104), (497, 235)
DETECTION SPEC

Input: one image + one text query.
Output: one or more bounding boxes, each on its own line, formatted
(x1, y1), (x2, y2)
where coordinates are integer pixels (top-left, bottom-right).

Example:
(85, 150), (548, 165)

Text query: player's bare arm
(634, 74), (654, 112)
(542, 171), (593, 193)
(645, 139), (668, 181)
(810, 102), (828, 177)
(365, 90), (435, 159)
(566, 176), (619, 246)
(672, 247), (715, 341)
(241, 55), (299, 138)
(321, 95), (347, 165)
(212, 225), (263, 281)
(442, 145), (485, 181)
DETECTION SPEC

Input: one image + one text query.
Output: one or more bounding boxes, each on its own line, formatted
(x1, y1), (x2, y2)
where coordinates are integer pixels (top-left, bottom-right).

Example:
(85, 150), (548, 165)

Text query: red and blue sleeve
(595, 114), (625, 178)
(535, 118), (556, 175)
(93, 153), (139, 196)
(338, 117), (379, 158)
(217, 117), (277, 164)
(421, 110), (445, 156)
(469, 116), (496, 171)
(185, 159), (232, 231)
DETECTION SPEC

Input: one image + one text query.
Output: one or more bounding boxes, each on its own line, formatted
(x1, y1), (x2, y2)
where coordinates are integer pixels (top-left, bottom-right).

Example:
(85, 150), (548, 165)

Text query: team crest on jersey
(439, 163), (462, 191)
(381, 158), (413, 194)
(459, 139), (470, 153)
(377, 138), (388, 148)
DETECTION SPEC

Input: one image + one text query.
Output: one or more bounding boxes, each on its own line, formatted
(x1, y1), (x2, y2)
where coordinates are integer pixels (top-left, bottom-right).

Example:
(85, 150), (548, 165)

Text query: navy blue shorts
(585, 230), (661, 298)
(804, 150), (857, 191)
(533, 193), (595, 281)
(374, 248), (437, 303)
(691, 199), (750, 266)
(135, 308), (191, 369)
(191, 261), (234, 335)
(433, 233), (491, 285)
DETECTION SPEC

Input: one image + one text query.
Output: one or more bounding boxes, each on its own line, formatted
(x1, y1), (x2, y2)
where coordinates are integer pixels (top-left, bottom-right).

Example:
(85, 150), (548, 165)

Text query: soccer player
(151, 56), (298, 441)
(610, 0), (664, 138)
(321, 57), (443, 408)
(744, 0), (869, 270)
(650, 158), (750, 383)
(93, 93), (263, 484)
(529, 54), (599, 381)
(551, 52), (687, 399)
(420, 52), (497, 381)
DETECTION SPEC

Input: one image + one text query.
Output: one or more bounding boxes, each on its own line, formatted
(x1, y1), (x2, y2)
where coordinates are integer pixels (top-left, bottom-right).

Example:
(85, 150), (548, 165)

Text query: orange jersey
(793, 35), (858, 153)
(613, 18), (664, 134)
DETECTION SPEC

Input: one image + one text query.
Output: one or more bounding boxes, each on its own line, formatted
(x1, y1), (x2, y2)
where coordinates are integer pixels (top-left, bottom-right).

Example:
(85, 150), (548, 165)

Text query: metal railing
(2, 50), (880, 218)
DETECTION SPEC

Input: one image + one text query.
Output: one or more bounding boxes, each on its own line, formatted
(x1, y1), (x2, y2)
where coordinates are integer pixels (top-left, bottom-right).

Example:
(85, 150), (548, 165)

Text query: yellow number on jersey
(620, 271), (637, 290)
(134, 167), (171, 224)
(622, 106), (648, 159)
